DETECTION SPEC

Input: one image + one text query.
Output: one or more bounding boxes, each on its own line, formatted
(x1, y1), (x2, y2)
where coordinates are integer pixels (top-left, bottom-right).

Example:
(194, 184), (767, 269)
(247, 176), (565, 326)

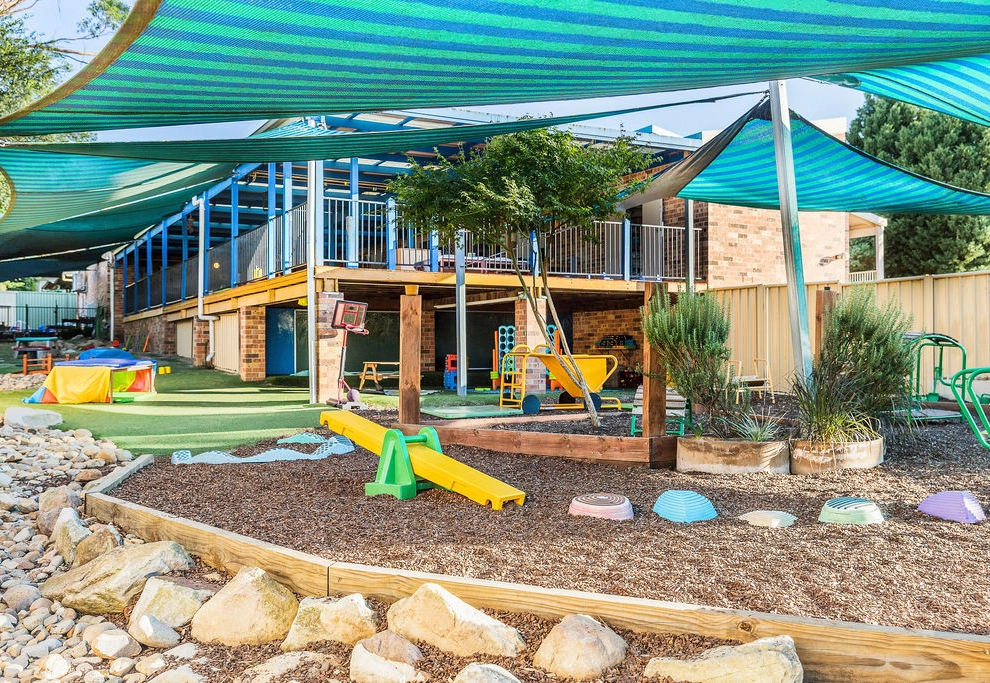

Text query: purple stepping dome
(918, 490), (985, 524)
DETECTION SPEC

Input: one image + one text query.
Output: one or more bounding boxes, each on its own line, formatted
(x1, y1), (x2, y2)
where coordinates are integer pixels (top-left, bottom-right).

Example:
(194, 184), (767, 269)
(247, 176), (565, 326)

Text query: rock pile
(0, 412), (805, 682)
(0, 375), (46, 393)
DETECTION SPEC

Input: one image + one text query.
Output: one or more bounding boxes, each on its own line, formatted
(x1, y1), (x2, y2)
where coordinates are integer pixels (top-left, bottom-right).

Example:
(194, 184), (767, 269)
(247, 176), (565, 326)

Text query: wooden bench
(22, 354), (53, 375)
(630, 385), (690, 436)
(358, 362), (401, 391)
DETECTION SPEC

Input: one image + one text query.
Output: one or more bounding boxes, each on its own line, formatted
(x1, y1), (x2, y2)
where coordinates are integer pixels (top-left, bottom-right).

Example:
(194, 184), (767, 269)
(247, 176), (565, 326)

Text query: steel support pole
(306, 160), (324, 404)
(347, 157), (360, 268)
(230, 180), (239, 288)
(684, 199), (695, 293)
(267, 162), (277, 278)
(769, 80), (813, 380)
(455, 231), (468, 397)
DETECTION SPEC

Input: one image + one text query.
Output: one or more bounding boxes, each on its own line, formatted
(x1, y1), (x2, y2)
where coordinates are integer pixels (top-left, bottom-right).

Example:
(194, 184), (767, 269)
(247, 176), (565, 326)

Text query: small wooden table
(358, 362), (401, 391)
(12, 336), (59, 359)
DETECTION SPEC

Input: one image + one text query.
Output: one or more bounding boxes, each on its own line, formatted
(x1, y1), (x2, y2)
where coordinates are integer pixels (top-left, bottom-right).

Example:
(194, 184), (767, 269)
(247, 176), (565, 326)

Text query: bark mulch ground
(109, 406), (990, 671)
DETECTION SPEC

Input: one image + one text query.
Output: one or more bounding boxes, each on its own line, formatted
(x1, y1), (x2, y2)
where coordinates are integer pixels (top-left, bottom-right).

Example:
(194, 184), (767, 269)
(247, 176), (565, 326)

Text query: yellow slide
(320, 410), (525, 510)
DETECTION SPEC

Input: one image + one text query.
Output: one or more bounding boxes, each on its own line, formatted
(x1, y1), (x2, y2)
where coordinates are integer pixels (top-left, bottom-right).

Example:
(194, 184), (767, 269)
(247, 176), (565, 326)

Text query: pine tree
(848, 95), (990, 277)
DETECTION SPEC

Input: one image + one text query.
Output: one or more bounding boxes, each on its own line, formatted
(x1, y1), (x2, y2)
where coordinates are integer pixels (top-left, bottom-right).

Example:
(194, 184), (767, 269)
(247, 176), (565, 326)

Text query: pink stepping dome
(568, 493), (634, 521)
(918, 490), (986, 524)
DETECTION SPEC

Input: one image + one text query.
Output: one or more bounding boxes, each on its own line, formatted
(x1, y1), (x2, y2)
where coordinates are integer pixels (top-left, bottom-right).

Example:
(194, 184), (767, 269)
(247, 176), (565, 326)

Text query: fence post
(429, 230), (440, 272)
(386, 198), (397, 270)
(622, 218), (632, 281)
(346, 158), (359, 268)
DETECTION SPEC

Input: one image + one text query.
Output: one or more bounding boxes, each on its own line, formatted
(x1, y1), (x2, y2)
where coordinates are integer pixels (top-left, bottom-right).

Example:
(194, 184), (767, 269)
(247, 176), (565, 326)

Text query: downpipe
(193, 197), (218, 364)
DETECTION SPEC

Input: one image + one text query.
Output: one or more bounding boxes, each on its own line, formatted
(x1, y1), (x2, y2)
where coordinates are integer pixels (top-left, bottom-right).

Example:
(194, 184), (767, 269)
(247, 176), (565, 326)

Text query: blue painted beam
(282, 161), (293, 274)
(230, 180), (239, 288)
(267, 162), (277, 278)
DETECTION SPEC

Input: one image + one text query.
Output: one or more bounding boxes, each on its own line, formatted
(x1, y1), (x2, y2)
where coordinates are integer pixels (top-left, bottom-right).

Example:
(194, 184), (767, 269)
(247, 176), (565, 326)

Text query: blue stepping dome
(653, 490), (717, 523)
(918, 490), (986, 524)
(818, 497), (884, 525)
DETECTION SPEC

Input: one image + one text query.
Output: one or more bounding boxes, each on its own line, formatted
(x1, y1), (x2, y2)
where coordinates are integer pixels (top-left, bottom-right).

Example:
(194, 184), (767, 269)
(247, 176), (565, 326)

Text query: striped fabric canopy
(638, 100), (990, 214)
(3, 99), (710, 162)
(0, 149), (230, 259)
(823, 55), (990, 127)
(1, 0), (990, 136)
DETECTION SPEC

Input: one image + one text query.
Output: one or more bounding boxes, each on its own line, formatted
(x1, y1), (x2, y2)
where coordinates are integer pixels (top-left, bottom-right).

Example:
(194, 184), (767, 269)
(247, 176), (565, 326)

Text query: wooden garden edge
(82, 456), (990, 682)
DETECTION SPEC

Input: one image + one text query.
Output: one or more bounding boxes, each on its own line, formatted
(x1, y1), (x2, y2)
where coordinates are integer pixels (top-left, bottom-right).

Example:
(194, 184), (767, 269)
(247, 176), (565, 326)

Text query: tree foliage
(1, 0), (129, 211)
(848, 95), (990, 277)
(641, 290), (734, 429)
(388, 127), (650, 428)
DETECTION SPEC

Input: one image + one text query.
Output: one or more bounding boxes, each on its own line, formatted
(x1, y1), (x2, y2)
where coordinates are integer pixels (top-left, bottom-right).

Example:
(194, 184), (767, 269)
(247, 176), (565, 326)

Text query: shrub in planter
(790, 369), (884, 474)
(641, 290), (734, 433)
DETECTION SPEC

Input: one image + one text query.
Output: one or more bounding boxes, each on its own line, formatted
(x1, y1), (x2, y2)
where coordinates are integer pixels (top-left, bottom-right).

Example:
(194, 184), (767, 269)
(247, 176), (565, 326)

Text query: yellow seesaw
(320, 410), (525, 510)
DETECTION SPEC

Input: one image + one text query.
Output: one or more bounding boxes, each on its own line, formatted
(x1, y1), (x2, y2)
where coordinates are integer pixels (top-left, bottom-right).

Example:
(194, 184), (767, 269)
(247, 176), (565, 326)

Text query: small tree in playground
(389, 127), (651, 429)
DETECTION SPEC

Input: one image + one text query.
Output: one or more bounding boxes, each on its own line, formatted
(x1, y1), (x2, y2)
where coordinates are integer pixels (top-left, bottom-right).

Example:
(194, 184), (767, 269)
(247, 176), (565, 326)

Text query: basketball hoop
(331, 301), (370, 406)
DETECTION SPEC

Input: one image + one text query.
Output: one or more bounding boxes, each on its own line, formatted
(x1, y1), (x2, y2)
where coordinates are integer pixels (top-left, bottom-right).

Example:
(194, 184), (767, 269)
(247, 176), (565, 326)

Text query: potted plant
(642, 291), (790, 474)
(789, 288), (912, 474)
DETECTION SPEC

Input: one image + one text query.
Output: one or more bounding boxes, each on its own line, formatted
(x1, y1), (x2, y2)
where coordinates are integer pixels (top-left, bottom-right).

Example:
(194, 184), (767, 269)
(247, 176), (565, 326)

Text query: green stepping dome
(819, 497), (884, 525)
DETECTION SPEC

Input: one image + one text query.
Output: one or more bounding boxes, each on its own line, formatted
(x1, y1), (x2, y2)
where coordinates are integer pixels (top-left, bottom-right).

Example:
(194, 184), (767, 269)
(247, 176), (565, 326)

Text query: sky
(25, 1), (866, 142)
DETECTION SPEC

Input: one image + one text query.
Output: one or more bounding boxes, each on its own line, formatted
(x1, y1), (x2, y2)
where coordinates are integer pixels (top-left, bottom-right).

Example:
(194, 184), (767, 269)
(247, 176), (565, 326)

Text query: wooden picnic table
(358, 361), (401, 391)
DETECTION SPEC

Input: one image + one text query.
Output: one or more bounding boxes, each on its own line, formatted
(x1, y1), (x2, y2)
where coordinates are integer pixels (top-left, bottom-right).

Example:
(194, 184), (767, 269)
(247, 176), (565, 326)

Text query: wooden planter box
(676, 437), (790, 474)
(790, 437), (885, 475)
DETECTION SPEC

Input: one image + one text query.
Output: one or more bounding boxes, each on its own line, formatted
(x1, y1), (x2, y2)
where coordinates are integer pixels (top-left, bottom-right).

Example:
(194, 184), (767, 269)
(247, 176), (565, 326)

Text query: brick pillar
(421, 305), (436, 371)
(514, 296), (548, 394)
(111, 265), (124, 343)
(192, 318), (210, 367)
(239, 305), (266, 381)
(316, 291), (344, 404)
(161, 320), (177, 355)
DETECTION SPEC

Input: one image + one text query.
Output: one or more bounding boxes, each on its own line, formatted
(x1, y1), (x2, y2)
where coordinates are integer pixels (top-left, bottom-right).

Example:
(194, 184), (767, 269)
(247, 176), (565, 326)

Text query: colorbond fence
(711, 271), (990, 393)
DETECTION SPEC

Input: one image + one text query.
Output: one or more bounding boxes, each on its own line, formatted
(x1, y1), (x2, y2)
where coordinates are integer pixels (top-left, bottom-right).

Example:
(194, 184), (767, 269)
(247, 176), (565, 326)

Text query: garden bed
(106, 411), (990, 638)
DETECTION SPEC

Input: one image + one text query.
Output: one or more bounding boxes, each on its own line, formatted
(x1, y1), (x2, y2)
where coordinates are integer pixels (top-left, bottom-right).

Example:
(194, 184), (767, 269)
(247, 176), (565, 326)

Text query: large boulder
(72, 524), (123, 568)
(129, 614), (181, 649)
(4, 407), (62, 430)
(37, 485), (83, 535)
(387, 583), (525, 658)
(129, 577), (213, 631)
(92, 628), (143, 659)
(281, 594), (379, 650)
(643, 635), (804, 682)
(454, 663), (521, 683)
(533, 614), (627, 680)
(2, 583), (41, 612)
(190, 566), (298, 646)
(40, 541), (193, 613)
(51, 507), (92, 566)
(239, 652), (340, 683)
(350, 631), (427, 683)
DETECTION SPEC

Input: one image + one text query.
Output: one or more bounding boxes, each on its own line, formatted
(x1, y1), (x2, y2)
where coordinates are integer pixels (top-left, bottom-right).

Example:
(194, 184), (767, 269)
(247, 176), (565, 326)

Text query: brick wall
(239, 306), (266, 382)
(193, 318), (210, 367)
(421, 305), (436, 371)
(573, 307), (644, 388)
(705, 204), (847, 287)
(120, 316), (176, 355)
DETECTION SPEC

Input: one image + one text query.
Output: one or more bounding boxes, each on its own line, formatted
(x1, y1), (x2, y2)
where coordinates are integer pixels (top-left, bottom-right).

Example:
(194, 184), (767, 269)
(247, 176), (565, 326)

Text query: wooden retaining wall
(84, 456), (990, 682)
(401, 423), (677, 468)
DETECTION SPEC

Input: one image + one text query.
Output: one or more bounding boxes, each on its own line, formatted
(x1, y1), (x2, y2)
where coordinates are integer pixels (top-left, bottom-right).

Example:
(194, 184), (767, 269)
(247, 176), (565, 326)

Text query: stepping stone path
(0, 415), (806, 681)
